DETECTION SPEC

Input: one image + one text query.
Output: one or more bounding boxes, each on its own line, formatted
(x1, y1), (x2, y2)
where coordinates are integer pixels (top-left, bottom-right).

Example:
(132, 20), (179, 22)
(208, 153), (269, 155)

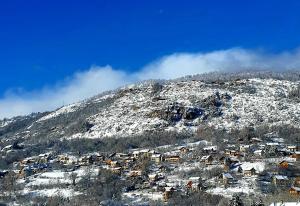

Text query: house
(242, 167), (256, 177)
(186, 177), (202, 191)
(220, 173), (236, 185)
(95, 154), (105, 163)
(116, 153), (128, 158)
(220, 156), (239, 171)
(279, 161), (290, 169)
(19, 163), (49, 178)
(163, 187), (175, 201)
(57, 155), (78, 165)
(165, 155), (180, 163)
(289, 186), (300, 196)
(240, 145), (250, 152)
(79, 155), (94, 165)
(151, 154), (164, 163)
(179, 147), (189, 154)
(110, 167), (122, 174)
(203, 146), (217, 154)
(290, 151), (300, 160)
(20, 157), (37, 166)
(294, 177), (300, 186)
(272, 175), (290, 187)
(128, 170), (142, 177)
(200, 155), (213, 165)
(225, 149), (240, 157)
(123, 158), (134, 168)
(140, 149), (151, 158)
(110, 161), (120, 168)
(132, 149), (151, 159)
(253, 150), (264, 157)
(38, 153), (52, 163)
(148, 173), (158, 182)
(287, 145), (298, 153)
(132, 150), (140, 158)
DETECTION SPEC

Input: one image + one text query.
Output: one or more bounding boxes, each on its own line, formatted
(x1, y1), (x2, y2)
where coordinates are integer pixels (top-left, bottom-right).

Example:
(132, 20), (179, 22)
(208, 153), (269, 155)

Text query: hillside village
(0, 73), (300, 205)
(1, 131), (300, 205)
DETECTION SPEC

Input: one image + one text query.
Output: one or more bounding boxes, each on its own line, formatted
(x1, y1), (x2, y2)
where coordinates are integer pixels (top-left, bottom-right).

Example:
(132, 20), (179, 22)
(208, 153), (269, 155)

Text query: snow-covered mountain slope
(69, 78), (300, 138)
(1, 72), (300, 141)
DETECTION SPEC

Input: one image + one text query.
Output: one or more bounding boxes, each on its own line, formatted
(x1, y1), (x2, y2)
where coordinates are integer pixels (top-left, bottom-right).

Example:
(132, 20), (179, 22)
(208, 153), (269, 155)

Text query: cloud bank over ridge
(1, 48), (300, 118)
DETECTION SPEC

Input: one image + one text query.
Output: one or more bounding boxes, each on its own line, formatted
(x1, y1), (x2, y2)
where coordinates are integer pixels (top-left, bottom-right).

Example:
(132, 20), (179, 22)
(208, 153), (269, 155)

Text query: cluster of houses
(1, 133), (300, 203)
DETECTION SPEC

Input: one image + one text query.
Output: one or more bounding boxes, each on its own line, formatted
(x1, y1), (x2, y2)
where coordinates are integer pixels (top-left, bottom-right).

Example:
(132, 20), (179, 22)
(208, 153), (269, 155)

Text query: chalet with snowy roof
(294, 177), (300, 186)
(163, 187), (175, 201)
(186, 177), (203, 192)
(20, 157), (37, 166)
(151, 153), (164, 163)
(287, 145), (298, 153)
(290, 151), (300, 160)
(132, 150), (140, 158)
(200, 155), (213, 165)
(110, 160), (120, 168)
(239, 144), (250, 152)
(272, 175), (290, 187)
(148, 173), (158, 182)
(220, 156), (239, 170)
(115, 153), (129, 159)
(110, 167), (122, 174)
(95, 153), (105, 162)
(289, 186), (300, 196)
(38, 153), (52, 163)
(225, 149), (240, 157)
(202, 145), (217, 154)
(140, 149), (151, 157)
(279, 161), (291, 169)
(57, 154), (78, 165)
(220, 173), (236, 185)
(242, 167), (256, 177)
(78, 155), (95, 165)
(179, 146), (189, 154)
(253, 149), (264, 157)
(128, 170), (142, 177)
(165, 155), (180, 163)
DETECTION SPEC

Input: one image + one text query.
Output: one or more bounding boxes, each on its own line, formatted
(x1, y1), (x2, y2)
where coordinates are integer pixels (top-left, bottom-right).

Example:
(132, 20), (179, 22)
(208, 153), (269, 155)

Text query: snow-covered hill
(64, 78), (300, 138)
(1, 72), (300, 141)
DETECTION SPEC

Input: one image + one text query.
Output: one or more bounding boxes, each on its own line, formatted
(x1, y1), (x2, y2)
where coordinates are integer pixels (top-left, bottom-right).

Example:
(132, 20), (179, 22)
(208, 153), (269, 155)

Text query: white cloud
(0, 66), (130, 118)
(1, 48), (300, 118)
(136, 48), (300, 80)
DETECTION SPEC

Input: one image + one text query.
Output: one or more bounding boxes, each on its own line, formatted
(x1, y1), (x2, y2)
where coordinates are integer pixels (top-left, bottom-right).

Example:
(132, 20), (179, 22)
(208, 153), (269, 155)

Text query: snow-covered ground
(21, 187), (81, 198)
(61, 78), (300, 138)
(123, 190), (163, 202)
(18, 167), (99, 198)
(37, 102), (82, 122)
(207, 176), (258, 197)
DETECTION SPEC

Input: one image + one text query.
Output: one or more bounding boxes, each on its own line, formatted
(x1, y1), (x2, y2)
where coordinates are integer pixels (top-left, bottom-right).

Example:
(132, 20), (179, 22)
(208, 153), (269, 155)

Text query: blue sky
(1, 0), (300, 118)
